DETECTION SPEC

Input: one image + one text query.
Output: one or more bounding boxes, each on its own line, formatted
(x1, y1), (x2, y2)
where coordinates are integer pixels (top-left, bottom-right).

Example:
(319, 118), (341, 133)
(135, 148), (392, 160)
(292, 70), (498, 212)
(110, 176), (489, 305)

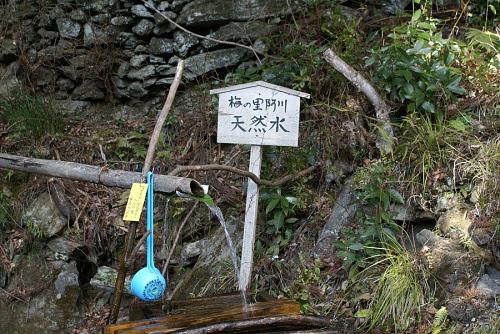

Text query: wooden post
(239, 145), (262, 292)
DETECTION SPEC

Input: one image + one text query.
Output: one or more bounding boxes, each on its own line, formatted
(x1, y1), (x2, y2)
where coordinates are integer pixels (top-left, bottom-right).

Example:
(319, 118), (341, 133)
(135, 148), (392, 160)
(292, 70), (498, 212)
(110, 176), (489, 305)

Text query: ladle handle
(146, 172), (154, 269)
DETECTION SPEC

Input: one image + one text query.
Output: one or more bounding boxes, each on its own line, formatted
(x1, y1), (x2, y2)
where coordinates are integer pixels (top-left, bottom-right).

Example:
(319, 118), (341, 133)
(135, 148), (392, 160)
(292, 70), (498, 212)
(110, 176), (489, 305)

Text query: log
(0, 153), (204, 196)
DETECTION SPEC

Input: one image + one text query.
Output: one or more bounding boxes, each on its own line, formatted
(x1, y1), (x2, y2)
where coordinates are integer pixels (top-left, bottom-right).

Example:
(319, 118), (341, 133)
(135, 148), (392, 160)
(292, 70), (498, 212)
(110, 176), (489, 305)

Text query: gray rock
(131, 4), (153, 18)
(130, 54), (148, 67)
(156, 64), (172, 75)
(149, 37), (175, 55)
(437, 208), (472, 235)
(143, 78), (157, 88)
(91, 266), (131, 292)
(35, 67), (57, 87)
(56, 78), (75, 92)
(128, 81), (149, 98)
(91, 13), (111, 24)
(72, 80), (105, 100)
(132, 19), (155, 36)
(391, 204), (434, 222)
(315, 178), (359, 258)
(149, 55), (166, 64)
(83, 23), (106, 46)
(181, 48), (250, 80)
(47, 238), (82, 260)
(158, 1), (171, 11)
(117, 32), (139, 49)
(54, 262), (79, 295)
(174, 31), (198, 57)
(476, 274), (500, 298)
(0, 62), (21, 97)
(111, 16), (135, 26)
(127, 65), (156, 80)
(153, 10), (177, 25)
(181, 240), (208, 266)
(177, 0), (305, 27)
(56, 18), (81, 39)
(171, 0), (193, 11)
(153, 23), (176, 36)
(135, 45), (148, 53)
(23, 192), (66, 238)
(117, 62), (130, 78)
(202, 21), (273, 49)
(53, 100), (90, 115)
(156, 77), (174, 85)
(379, 0), (412, 15)
(69, 9), (86, 22)
(37, 28), (59, 41)
(84, 0), (117, 12)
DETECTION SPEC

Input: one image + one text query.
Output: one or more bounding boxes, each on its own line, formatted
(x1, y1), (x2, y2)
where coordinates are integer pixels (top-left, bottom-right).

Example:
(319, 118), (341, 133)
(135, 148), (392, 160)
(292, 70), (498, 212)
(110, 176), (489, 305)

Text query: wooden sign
(211, 81), (309, 147)
(211, 81), (309, 292)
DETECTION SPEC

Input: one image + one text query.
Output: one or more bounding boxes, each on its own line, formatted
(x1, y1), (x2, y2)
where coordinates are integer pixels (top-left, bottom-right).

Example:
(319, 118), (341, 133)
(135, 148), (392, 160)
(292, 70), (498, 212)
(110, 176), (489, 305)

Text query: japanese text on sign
(123, 183), (148, 222)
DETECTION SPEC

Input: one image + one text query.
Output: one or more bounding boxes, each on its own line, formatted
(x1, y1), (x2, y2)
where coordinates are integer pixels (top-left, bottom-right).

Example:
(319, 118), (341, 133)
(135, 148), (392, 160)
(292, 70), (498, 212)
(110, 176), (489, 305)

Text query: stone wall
(0, 0), (305, 103)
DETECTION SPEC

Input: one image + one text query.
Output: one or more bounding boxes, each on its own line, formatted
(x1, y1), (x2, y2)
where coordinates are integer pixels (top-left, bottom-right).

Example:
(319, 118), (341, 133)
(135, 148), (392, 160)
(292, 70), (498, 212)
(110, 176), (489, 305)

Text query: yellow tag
(123, 183), (148, 222)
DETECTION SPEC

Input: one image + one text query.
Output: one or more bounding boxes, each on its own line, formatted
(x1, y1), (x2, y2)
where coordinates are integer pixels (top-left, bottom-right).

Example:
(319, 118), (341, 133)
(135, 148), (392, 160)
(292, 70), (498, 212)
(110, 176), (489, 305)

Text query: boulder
(131, 4), (153, 18)
(84, 0), (117, 12)
(91, 266), (131, 293)
(56, 78), (75, 92)
(90, 13), (111, 24)
(22, 192), (67, 238)
(0, 62), (21, 97)
(111, 16), (135, 26)
(117, 32), (140, 49)
(127, 81), (149, 98)
(201, 21), (274, 49)
(69, 9), (87, 22)
(177, 0), (306, 28)
(476, 273), (500, 298)
(127, 65), (157, 80)
(54, 262), (79, 295)
(181, 240), (208, 266)
(83, 23), (106, 46)
(56, 18), (81, 39)
(47, 238), (83, 261)
(53, 100), (90, 115)
(130, 54), (148, 67)
(437, 208), (472, 235)
(173, 31), (199, 57)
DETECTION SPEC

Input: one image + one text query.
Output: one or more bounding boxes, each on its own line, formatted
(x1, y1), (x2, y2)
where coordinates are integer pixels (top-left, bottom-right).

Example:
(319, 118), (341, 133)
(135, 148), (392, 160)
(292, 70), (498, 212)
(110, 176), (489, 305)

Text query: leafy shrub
(0, 90), (63, 138)
(366, 11), (465, 117)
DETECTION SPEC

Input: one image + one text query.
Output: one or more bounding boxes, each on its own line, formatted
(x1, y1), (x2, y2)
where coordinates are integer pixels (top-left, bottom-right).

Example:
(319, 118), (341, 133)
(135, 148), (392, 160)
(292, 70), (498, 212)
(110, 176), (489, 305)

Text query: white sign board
(211, 81), (310, 147)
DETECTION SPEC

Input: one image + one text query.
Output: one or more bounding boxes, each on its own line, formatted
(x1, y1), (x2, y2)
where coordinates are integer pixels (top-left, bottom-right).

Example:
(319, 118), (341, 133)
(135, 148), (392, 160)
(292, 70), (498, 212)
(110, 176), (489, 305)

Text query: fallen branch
(169, 163), (319, 187)
(0, 153), (203, 195)
(322, 48), (394, 155)
(161, 201), (199, 276)
(142, 0), (263, 64)
(110, 60), (185, 324)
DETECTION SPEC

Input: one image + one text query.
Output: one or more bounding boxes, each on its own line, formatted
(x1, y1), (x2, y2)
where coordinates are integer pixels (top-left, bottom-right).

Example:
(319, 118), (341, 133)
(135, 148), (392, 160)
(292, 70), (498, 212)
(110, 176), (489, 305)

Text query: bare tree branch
(169, 163), (319, 187)
(322, 48), (394, 155)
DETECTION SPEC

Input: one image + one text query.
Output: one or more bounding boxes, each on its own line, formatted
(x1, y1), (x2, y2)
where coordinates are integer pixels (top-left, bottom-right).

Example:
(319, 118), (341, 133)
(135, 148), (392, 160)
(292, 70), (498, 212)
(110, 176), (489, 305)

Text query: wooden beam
(0, 153), (204, 196)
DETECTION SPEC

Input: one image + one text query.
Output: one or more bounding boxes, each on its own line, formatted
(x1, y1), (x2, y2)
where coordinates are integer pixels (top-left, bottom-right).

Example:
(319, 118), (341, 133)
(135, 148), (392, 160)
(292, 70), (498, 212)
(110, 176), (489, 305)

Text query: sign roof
(210, 80), (310, 99)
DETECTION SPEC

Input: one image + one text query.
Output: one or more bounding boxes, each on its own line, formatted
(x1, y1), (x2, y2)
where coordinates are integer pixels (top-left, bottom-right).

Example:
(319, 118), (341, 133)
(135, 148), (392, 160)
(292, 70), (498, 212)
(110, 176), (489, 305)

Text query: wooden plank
(105, 299), (299, 334)
(239, 145), (262, 292)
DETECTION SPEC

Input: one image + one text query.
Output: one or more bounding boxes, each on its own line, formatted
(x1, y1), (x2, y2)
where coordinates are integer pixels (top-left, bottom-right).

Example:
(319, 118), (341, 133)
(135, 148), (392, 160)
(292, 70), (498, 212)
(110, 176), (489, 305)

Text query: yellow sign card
(123, 183), (148, 222)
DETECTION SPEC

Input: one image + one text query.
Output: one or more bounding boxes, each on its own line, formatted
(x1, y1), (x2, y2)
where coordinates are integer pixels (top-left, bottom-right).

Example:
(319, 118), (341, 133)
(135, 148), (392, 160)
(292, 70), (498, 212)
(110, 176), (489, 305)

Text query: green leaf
(266, 197), (280, 214)
(349, 243), (364, 251)
(388, 189), (404, 204)
(421, 101), (436, 113)
(411, 9), (421, 23)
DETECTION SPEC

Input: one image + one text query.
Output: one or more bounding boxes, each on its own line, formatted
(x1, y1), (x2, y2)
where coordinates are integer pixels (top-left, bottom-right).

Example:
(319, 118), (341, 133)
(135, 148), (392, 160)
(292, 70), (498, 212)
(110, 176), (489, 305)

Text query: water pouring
(130, 172), (166, 301)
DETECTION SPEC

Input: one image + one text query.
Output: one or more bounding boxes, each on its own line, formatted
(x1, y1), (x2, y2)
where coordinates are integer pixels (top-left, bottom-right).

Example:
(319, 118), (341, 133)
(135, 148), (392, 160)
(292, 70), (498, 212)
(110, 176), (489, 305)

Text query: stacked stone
(0, 0), (306, 102)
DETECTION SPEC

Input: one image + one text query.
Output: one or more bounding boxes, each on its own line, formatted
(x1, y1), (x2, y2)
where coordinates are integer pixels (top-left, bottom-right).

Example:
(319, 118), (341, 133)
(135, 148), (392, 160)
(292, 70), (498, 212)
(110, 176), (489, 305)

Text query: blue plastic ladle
(130, 172), (166, 301)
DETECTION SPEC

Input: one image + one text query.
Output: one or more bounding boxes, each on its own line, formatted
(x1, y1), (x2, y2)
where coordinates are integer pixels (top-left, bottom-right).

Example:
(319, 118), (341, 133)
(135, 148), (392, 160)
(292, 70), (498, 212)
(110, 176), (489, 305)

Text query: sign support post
(239, 145), (262, 292)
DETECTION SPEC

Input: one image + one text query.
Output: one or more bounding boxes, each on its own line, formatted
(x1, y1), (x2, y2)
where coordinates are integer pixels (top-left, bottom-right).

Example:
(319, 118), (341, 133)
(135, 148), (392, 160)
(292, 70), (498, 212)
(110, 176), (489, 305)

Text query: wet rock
(173, 31), (198, 57)
(130, 54), (148, 67)
(202, 21), (273, 49)
(132, 19), (155, 36)
(177, 0), (306, 28)
(23, 192), (66, 238)
(315, 178), (359, 258)
(416, 229), (484, 296)
(56, 78), (75, 92)
(69, 9), (87, 22)
(91, 266), (131, 293)
(131, 4), (153, 18)
(0, 62), (21, 97)
(476, 273), (500, 298)
(127, 65), (156, 80)
(56, 18), (81, 39)
(179, 48), (250, 80)
(149, 37), (175, 55)
(111, 15), (134, 26)
(72, 80), (105, 100)
(181, 240), (208, 266)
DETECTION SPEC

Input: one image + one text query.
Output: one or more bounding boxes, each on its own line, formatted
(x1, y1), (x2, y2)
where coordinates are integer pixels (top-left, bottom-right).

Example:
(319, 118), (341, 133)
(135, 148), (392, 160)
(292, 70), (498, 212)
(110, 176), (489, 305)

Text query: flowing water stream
(176, 192), (248, 308)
